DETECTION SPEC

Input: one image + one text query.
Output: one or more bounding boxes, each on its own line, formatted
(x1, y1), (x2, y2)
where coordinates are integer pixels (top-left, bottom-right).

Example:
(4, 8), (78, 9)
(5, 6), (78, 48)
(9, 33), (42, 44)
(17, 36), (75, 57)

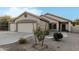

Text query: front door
(62, 24), (66, 31)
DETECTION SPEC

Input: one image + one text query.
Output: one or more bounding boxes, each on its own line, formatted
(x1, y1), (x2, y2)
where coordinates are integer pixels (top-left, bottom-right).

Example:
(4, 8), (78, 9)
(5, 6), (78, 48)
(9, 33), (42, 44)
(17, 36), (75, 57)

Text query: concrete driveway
(0, 31), (32, 45)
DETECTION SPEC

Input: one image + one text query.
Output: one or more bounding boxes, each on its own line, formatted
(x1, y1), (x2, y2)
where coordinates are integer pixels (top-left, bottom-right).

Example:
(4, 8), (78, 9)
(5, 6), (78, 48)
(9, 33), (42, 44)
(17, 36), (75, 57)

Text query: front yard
(0, 32), (79, 51)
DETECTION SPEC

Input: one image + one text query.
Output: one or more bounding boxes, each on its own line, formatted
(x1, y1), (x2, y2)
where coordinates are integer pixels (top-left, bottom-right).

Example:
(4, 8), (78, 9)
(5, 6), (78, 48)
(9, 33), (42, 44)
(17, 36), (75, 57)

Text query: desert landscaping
(0, 8), (79, 51)
(0, 31), (78, 51)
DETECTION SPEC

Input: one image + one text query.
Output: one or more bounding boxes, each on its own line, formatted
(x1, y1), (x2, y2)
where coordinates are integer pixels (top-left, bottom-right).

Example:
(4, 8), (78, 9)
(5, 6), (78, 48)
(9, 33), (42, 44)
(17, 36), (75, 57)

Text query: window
(49, 23), (52, 29)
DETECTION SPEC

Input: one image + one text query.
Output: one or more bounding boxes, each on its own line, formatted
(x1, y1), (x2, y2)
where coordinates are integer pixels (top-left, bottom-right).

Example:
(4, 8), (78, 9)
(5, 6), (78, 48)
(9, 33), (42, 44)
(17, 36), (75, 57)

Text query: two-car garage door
(10, 23), (36, 33)
(17, 23), (36, 33)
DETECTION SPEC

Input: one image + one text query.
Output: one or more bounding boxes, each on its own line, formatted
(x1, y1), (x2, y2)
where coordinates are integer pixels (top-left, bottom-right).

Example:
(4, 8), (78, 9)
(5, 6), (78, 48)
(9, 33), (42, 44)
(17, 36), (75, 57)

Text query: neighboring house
(9, 12), (72, 33)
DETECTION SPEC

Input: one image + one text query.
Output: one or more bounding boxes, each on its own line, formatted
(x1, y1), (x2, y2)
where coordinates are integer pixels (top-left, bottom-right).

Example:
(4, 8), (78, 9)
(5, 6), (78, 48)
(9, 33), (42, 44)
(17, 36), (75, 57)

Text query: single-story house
(9, 12), (72, 33)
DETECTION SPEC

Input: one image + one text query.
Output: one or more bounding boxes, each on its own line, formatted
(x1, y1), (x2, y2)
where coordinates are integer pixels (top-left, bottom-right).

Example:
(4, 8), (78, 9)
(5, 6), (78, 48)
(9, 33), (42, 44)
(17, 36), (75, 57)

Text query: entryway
(62, 24), (66, 31)
(49, 23), (57, 32)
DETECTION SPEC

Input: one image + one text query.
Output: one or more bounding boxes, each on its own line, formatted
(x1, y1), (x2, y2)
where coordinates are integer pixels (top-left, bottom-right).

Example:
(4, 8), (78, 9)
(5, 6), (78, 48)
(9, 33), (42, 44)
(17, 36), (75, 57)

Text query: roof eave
(45, 13), (72, 22)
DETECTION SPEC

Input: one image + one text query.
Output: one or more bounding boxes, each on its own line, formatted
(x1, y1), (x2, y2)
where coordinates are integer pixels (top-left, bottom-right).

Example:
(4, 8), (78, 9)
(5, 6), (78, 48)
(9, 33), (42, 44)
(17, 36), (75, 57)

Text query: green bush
(58, 33), (63, 39)
(53, 33), (63, 41)
(18, 38), (27, 44)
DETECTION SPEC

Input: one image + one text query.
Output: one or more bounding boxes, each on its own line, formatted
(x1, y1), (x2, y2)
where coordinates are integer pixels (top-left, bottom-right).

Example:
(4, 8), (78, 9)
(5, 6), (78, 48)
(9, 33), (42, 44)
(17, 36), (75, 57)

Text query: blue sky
(0, 7), (79, 21)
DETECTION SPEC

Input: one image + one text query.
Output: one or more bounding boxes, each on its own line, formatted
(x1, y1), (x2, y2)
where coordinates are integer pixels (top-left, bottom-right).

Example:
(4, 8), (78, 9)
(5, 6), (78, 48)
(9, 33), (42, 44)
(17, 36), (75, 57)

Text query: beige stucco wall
(66, 24), (68, 31)
(56, 22), (59, 31)
(17, 23), (36, 33)
(40, 20), (49, 31)
(10, 23), (16, 32)
(64, 22), (72, 32)
(68, 22), (72, 31)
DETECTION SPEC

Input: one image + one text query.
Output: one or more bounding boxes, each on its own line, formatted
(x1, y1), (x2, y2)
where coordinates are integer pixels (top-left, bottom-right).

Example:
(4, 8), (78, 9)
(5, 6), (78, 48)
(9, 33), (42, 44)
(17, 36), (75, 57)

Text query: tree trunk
(32, 23), (37, 44)
(42, 39), (44, 46)
(34, 36), (37, 44)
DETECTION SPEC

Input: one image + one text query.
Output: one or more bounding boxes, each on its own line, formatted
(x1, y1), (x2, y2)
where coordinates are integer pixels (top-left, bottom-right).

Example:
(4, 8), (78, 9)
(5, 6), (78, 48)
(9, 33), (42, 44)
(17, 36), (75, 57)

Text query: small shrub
(53, 33), (59, 41)
(18, 38), (27, 44)
(53, 32), (63, 41)
(58, 33), (63, 39)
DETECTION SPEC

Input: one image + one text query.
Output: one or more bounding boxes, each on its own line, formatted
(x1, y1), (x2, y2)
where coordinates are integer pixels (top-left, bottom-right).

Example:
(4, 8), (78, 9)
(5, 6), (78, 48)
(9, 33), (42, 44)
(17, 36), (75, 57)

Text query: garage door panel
(10, 24), (16, 31)
(18, 23), (35, 33)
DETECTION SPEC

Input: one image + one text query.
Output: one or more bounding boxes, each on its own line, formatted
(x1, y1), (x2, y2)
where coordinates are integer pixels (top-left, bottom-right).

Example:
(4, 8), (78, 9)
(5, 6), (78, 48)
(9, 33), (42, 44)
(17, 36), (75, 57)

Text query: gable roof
(10, 11), (40, 23)
(44, 13), (72, 22)
(10, 12), (72, 24)
(40, 15), (59, 23)
(40, 15), (59, 22)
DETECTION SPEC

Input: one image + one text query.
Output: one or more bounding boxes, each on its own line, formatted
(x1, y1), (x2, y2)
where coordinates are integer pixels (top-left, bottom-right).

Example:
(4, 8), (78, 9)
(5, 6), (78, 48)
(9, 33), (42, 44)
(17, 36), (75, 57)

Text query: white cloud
(5, 7), (43, 17)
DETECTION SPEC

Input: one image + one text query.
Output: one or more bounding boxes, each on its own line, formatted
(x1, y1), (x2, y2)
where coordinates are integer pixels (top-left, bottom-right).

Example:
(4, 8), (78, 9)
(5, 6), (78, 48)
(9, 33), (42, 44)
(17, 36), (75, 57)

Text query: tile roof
(45, 13), (72, 22)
